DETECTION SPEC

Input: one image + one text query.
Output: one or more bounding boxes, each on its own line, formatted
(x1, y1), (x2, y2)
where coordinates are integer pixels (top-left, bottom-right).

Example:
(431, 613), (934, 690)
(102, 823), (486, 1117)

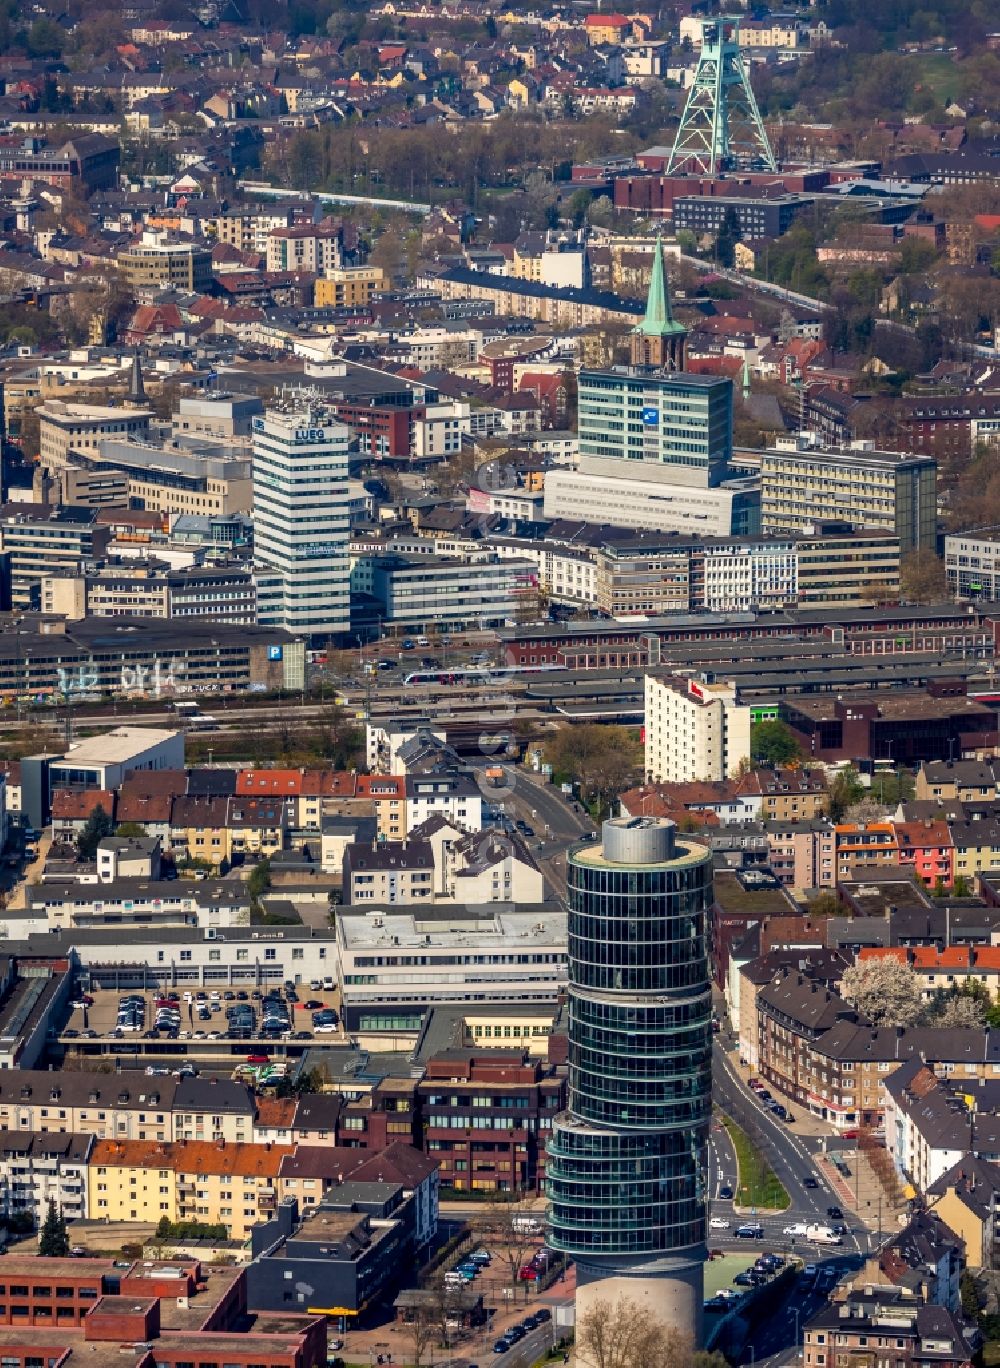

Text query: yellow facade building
(88, 1139), (293, 1239)
(314, 266), (388, 309)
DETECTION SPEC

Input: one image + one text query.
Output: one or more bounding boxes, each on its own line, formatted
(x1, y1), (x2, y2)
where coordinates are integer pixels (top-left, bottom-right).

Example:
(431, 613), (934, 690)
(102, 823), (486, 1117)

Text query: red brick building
(416, 1049), (565, 1193)
(0, 1259), (325, 1368)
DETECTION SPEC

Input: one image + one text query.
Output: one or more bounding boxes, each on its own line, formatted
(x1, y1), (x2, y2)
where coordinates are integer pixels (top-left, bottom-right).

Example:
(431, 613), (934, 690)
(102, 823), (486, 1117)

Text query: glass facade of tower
(547, 826), (713, 1261)
(578, 369), (733, 486)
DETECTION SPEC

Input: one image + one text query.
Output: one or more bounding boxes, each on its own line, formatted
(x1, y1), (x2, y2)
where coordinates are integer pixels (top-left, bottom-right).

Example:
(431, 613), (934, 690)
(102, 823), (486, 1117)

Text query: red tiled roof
(235, 769), (302, 796)
(51, 788), (115, 821)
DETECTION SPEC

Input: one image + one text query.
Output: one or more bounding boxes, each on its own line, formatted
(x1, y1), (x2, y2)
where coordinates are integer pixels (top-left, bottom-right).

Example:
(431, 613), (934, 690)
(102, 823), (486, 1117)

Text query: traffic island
(721, 1112), (791, 1211)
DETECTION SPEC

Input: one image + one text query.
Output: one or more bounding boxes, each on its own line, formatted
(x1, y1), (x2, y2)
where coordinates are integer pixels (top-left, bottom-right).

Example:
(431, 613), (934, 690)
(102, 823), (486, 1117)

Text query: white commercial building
(48, 727), (184, 791)
(543, 468), (759, 536)
(252, 393), (351, 637)
(411, 400), (470, 459)
(336, 905), (567, 1016)
(366, 720), (448, 774)
(367, 552), (537, 632)
(644, 673), (752, 783)
(944, 530), (1000, 600)
(492, 538), (598, 607)
(700, 538), (798, 612)
(6, 915), (567, 1032)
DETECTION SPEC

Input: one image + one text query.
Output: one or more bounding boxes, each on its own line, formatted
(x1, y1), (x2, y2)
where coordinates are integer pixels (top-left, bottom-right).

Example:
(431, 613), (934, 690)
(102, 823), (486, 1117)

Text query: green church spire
(634, 236), (686, 338)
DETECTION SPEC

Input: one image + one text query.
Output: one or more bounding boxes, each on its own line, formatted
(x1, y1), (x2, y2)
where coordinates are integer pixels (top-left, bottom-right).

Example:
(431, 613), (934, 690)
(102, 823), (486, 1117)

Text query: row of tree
(841, 956), (1000, 1029)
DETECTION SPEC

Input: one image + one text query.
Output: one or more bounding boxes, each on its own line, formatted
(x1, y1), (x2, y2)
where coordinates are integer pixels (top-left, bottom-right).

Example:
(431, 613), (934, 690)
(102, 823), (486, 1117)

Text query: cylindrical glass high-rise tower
(547, 816), (713, 1343)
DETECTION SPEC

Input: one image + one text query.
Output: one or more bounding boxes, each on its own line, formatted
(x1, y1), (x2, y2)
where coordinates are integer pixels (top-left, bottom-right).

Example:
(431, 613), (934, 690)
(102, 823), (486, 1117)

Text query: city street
(711, 1043), (871, 1259)
(708, 1112), (739, 1200)
(496, 768), (591, 899)
(736, 1256), (863, 1366)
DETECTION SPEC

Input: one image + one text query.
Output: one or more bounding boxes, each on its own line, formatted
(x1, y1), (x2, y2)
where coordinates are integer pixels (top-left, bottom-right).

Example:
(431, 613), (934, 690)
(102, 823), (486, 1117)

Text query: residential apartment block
(0, 1131), (92, 1229)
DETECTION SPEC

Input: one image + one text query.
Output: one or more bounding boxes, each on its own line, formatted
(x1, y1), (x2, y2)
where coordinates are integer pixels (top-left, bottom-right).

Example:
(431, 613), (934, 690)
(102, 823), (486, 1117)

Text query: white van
(806, 1224), (842, 1245)
(444, 1271), (465, 1286)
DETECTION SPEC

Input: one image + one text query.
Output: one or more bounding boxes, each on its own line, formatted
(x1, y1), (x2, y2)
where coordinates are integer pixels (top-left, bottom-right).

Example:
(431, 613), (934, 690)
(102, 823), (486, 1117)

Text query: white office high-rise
(252, 393), (351, 637)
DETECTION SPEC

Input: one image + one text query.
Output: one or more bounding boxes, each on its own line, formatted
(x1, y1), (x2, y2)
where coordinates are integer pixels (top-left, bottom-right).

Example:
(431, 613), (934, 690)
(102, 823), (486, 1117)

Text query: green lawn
(721, 1113), (791, 1211)
(904, 50), (962, 104)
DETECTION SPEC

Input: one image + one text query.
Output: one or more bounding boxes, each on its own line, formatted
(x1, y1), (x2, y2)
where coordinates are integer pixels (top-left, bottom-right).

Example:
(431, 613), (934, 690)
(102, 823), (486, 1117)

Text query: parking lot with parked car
(60, 982), (343, 1055)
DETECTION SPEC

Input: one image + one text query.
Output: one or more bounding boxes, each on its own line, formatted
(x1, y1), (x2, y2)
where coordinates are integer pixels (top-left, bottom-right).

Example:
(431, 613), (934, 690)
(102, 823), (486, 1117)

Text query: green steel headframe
(666, 16), (777, 177)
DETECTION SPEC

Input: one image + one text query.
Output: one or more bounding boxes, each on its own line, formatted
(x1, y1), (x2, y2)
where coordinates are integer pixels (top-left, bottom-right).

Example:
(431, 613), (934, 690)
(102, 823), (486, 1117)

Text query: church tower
(125, 350), (147, 408)
(630, 237), (687, 372)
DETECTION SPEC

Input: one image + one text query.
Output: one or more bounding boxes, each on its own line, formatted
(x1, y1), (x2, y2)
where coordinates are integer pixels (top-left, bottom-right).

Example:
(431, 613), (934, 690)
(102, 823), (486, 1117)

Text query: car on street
(827, 1206), (843, 1220)
(709, 1217), (730, 1229)
(719, 1184), (734, 1199)
(803, 1264), (818, 1277)
(784, 1223), (810, 1236)
(804, 1176), (819, 1188)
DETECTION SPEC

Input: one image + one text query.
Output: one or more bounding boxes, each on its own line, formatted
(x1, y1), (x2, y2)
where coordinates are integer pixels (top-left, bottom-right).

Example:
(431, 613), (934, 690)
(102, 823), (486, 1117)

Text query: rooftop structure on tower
(631, 237), (687, 371)
(666, 16), (777, 177)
